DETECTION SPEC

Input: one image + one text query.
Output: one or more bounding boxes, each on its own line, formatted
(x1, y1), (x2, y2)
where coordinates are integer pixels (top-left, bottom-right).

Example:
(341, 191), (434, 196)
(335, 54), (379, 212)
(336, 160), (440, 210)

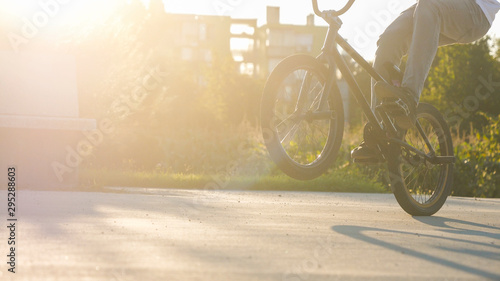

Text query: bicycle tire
(388, 103), (454, 216)
(261, 54), (344, 180)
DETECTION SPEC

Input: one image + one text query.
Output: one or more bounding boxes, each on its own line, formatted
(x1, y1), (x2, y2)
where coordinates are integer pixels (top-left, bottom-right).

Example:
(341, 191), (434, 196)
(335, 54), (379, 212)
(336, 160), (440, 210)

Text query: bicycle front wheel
(388, 103), (454, 216)
(261, 55), (344, 180)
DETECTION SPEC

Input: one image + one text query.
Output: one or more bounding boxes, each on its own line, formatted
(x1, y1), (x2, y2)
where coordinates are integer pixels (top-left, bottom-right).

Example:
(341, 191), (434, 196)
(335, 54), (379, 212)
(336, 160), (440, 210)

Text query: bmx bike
(260, 0), (455, 216)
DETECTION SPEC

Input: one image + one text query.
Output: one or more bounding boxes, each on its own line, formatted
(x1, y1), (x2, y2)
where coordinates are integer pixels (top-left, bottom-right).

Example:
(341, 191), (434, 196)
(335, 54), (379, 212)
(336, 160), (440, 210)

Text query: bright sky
(2, 0), (500, 59)
(162, 0), (500, 59)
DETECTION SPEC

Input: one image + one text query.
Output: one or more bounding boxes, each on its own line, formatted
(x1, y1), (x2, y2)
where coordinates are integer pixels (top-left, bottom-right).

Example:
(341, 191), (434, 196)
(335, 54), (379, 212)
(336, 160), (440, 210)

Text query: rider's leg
(371, 5), (415, 110)
(382, 0), (491, 129)
(354, 0), (490, 161)
(403, 0), (490, 101)
(351, 6), (415, 162)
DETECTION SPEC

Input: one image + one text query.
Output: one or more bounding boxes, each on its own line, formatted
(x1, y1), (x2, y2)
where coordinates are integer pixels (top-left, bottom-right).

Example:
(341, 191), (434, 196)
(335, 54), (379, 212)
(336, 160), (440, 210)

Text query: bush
(452, 114), (500, 197)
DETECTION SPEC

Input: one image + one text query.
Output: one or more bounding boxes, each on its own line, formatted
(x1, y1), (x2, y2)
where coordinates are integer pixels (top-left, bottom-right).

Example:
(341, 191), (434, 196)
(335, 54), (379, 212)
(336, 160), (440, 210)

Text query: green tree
(201, 55), (264, 127)
(63, 0), (267, 171)
(422, 38), (500, 132)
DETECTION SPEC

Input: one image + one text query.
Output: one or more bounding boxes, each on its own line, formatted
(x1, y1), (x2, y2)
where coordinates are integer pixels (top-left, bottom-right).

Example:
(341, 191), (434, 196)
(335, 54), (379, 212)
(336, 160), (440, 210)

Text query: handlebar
(312, 0), (356, 17)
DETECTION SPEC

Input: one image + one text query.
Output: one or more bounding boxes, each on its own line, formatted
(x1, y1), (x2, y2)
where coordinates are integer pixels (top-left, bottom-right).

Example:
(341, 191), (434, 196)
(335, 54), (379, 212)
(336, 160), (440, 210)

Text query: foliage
(344, 54), (372, 127)
(453, 114), (500, 198)
(57, 1), (500, 197)
(345, 38), (500, 197)
(80, 168), (386, 194)
(422, 38), (500, 132)
(64, 1), (266, 172)
(201, 55), (264, 127)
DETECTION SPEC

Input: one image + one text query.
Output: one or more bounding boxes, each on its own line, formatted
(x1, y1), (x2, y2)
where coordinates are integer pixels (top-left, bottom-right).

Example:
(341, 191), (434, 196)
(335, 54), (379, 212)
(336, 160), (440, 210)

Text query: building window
(181, 47), (193, 61)
(295, 33), (313, 52)
(283, 30), (295, 47)
(182, 22), (199, 46)
(267, 29), (295, 47)
(201, 49), (212, 62)
(267, 29), (283, 47)
(199, 23), (207, 41)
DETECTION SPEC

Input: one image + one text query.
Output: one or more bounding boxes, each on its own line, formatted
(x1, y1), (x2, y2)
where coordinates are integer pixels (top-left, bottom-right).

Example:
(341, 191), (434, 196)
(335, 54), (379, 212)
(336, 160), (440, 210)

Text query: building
(137, 6), (350, 120)
(229, 7), (329, 78)
(230, 18), (258, 76)
(146, 5), (350, 120)
(254, 7), (328, 78)
(154, 7), (328, 79)
(162, 14), (232, 64)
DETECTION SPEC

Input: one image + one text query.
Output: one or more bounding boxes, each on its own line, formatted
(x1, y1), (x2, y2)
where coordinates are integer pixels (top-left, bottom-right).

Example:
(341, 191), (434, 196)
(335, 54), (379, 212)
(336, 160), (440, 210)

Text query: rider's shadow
(415, 216), (500, 261)
(414, 216), (500, 240)
(332, 217), (500, 280)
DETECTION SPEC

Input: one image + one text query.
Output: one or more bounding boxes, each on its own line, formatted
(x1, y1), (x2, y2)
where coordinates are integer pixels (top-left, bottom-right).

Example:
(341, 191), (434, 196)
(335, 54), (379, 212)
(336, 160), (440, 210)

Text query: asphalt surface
(1, 189), (499, 281)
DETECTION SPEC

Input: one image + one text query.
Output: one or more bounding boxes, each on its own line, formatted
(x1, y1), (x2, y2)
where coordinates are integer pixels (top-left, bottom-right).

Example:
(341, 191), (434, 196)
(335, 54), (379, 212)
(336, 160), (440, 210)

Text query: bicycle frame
(311, 11), (455, 165)
(316, 14), (395, 138)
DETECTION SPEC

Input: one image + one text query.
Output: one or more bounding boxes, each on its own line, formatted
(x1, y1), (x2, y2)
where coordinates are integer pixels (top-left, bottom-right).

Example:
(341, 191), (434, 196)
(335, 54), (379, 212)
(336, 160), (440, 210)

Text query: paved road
(0, 189), (499, 281)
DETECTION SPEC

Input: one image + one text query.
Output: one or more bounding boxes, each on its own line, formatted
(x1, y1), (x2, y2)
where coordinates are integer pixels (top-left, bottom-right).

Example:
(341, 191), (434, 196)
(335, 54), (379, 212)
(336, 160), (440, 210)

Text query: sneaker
(374, 82), (417, 130)
(351, 141), (378, 162)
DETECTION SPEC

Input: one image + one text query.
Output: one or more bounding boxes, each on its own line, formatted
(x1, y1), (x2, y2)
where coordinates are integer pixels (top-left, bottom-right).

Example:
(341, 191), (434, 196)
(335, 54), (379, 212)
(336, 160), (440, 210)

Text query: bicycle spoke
(405, 166), (422, 189)
(418, 168), (431, 202)
(275, 113), (297, 131)
(307, 83), (324, 111)
(280, 122), (301, 145)
(416, 121), (436, 155)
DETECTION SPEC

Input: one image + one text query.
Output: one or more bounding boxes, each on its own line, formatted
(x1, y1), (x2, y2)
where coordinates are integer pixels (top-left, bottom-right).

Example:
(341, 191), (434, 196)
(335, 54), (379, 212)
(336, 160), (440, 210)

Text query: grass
(79, 168), (388, 194)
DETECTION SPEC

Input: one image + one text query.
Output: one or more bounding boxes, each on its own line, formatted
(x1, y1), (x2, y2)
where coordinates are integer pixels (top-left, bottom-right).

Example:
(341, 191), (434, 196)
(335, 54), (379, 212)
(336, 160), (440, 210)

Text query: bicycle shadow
(414, 216), (500, 240)
(332, 216), (500, 280)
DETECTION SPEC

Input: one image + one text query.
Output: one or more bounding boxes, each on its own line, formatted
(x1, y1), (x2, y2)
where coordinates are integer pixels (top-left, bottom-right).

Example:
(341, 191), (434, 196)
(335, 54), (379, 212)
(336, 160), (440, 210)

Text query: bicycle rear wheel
(261, 55), (344, 180)
(388, 103), (454, 216)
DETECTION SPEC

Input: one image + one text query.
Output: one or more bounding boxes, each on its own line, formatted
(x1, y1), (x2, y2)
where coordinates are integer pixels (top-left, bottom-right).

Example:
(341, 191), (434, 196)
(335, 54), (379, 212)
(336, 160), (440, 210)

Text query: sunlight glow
(0, 0), (120, 26)
(2, 0), (499, 59)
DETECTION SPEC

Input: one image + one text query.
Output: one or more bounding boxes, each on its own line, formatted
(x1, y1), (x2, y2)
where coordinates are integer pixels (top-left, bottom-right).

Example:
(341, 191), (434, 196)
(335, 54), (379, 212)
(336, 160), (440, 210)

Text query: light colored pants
(371, 0), (492, 109)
